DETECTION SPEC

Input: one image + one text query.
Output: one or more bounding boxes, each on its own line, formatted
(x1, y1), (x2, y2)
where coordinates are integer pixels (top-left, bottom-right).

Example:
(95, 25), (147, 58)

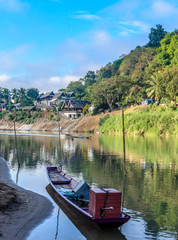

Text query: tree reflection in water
(0, 133), (177, 239)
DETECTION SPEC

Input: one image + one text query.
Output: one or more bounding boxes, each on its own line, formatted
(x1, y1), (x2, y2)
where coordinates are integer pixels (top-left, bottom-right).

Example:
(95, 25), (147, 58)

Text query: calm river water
(0, 132), (177, 240)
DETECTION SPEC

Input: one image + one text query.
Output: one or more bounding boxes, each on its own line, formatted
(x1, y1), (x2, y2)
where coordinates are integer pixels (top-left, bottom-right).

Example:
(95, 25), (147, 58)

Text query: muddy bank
(0, 157), (53, 240)
(0, 115), (100, 133)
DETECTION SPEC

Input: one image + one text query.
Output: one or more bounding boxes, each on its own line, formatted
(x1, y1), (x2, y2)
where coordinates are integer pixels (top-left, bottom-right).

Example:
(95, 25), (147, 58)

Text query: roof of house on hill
(37, 93), (44, 99)
(52, 92), (65, 99)
(61, 100), (69, 108)
(69, 100), (89, 109)
(0, 103), (7, 107)
(65, 91), (75, 97)
(22, 106), (36, 110)
(40, 91), (54, 99)
(13, 103), (21, 107)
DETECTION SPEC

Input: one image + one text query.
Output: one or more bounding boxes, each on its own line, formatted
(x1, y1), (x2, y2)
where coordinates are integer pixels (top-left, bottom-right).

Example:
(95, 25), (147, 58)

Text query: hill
(65, 25), (178, 112)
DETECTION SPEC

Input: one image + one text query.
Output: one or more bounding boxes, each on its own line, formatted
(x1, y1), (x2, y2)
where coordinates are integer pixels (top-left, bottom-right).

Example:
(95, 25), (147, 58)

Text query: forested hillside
(65, 25), (178, 112)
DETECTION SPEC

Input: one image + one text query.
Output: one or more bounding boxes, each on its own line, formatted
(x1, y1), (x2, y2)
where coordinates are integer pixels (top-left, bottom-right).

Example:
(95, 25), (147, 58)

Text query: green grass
(100, 106), (178, 135)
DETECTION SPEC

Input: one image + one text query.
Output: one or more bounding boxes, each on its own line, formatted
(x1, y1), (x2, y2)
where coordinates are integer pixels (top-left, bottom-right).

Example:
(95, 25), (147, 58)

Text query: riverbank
(0, 114), (100, 133)
(0, 105), (177, 136)
(0, 157), (53, 240)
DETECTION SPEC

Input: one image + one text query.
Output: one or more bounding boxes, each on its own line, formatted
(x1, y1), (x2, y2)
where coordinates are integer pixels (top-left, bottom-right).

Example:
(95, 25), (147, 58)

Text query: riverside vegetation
(99, 105), (178, 136)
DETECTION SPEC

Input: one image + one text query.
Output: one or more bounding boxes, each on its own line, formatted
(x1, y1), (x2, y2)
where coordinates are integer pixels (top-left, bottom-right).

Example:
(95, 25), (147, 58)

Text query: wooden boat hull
(46, 184), (127, 240)
(46, 167), (130, 228)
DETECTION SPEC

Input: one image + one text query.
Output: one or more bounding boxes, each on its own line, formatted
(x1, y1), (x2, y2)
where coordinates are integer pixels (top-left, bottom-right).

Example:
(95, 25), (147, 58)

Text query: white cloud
(56, 29), (139, 80)
(49, 76), (61, 83)
(73, 14), (101, 20)
(0, 74), (11, 83)
(120, 21), (150, 33)
(152, 1), (178, 16)
(0, 44), (33, 73)
(0, 0), (28, 11)
(92, 31), (111, 43)
(75, 11), (89, 14)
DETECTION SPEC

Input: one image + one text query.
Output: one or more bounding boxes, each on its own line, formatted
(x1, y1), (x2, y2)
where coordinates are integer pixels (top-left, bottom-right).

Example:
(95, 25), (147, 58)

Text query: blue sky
(0, 0), (177, 92)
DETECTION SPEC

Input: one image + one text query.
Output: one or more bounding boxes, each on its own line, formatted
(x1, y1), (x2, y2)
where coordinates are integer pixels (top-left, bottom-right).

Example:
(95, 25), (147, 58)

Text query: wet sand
(0, 157), (53, 240)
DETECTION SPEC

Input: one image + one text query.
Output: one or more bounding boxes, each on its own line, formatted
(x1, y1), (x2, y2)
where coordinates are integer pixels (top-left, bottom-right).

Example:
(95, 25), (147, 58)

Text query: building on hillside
(13, 103), (22, 110)
(141, 99), (153, 105)
(61, 99), (89, 118)
(49, 91), (76, 107)
(65, 92), (76, 99)
(36, 91), (76, 108)
(48, 92), (66, 106)
(39, 91), (55, 106)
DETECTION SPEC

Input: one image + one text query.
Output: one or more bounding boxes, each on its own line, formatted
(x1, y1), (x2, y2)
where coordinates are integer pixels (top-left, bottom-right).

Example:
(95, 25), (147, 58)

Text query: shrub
(25, 119), (32, 124)
(32, 111), (40, 120)
(99, 114), (110, 126)
(8, 113), (14, 121)
(83, 104), (89, 115)
(49, 113), (54, 120)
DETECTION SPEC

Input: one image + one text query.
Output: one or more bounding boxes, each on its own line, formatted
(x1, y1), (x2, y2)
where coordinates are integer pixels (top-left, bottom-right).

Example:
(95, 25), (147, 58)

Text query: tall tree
(147, 24), (166, 47)
(83, 71), (97, 88)
(91, 76), (120, 111)
(27, 88), (39, 100)
(66, 80), (84, 99)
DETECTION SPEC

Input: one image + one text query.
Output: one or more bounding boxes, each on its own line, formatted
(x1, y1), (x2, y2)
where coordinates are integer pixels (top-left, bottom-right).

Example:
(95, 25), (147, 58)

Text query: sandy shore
(0, 157), (53, 240)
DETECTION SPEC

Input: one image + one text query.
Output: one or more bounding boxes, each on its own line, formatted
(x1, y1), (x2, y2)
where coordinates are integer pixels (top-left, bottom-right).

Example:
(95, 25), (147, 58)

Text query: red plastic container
(88, 188), (122, 219)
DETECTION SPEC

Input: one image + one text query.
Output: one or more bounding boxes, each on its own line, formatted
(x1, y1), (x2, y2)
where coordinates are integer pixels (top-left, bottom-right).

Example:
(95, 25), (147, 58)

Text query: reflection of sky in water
(0, 133), (177, 240)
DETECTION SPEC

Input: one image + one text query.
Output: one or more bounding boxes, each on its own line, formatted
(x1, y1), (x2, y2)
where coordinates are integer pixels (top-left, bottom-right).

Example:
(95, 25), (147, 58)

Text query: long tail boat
(65, 134), (90, 139)
(46, 166), (130, 228)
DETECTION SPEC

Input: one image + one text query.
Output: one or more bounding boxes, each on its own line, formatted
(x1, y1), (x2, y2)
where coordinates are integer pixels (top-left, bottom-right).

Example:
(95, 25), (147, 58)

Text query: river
(0, 132), (177, 240)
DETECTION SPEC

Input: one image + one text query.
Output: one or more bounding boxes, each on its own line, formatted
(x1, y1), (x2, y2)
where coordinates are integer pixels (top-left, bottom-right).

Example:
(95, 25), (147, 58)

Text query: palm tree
(18, 88), (26, 103)
(11, 88), (19, 103)
(2, 88), (11, 104)
(146, 72), (161, 102)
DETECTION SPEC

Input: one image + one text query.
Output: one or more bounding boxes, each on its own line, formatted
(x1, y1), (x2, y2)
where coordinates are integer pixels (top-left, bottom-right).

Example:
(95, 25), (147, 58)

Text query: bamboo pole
(122, 107), (126, 176)
(14, 120), (21, 184)
(121, 107), (127, 212)
(57, 109), (61, 138)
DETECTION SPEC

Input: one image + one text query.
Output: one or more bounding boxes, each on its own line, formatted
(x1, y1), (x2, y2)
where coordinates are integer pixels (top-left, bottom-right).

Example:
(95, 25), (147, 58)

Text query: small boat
(46, 167), (130, 228)
(46, 184), (127, 240)
(65, 134), (90, 139)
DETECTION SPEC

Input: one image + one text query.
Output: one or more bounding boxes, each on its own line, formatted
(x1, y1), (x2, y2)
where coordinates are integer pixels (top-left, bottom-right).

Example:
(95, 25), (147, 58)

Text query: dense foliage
(0, 87), (39, 108)
(65, 26), (177, 112)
